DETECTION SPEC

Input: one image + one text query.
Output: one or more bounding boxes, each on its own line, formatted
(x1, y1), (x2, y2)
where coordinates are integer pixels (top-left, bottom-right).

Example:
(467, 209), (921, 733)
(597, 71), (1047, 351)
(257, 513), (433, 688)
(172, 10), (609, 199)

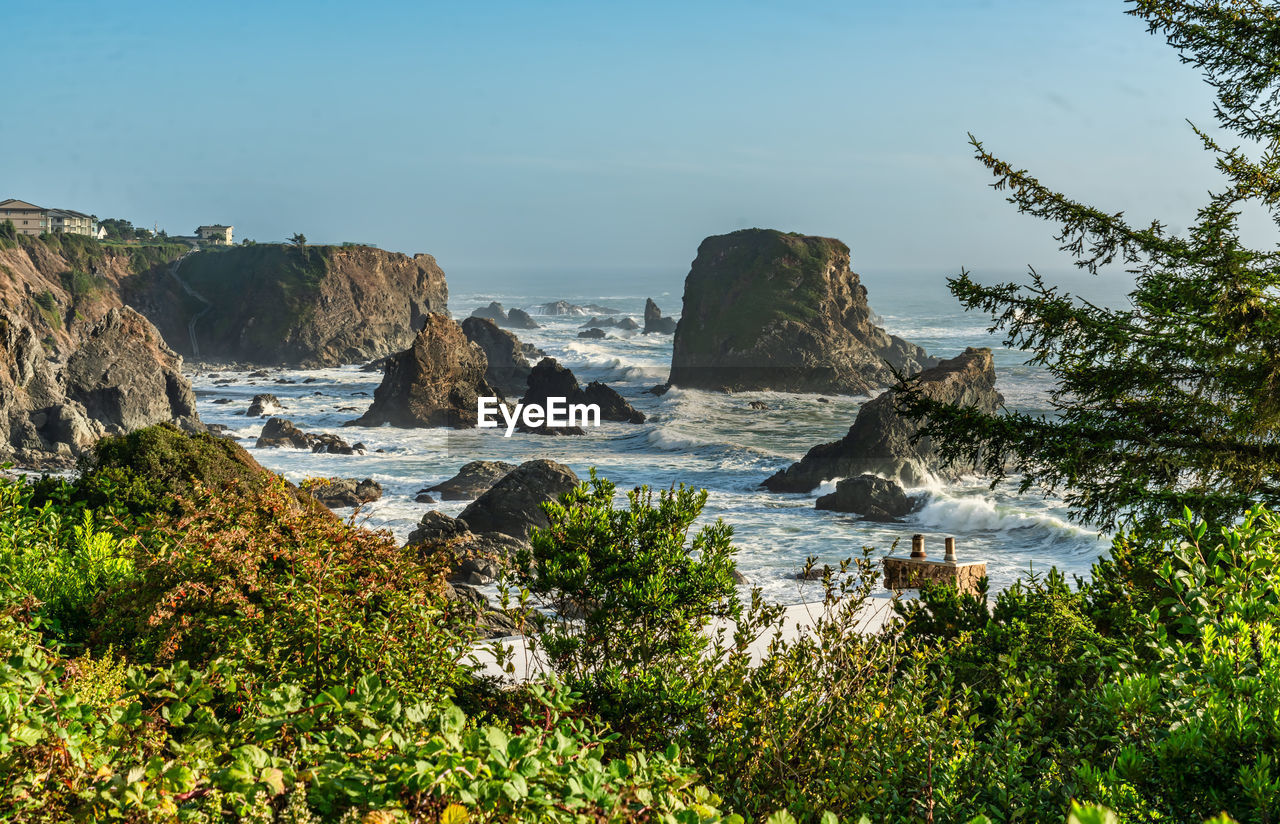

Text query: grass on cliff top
(678, 228), (848, 356)
(21, 232), (187, 277)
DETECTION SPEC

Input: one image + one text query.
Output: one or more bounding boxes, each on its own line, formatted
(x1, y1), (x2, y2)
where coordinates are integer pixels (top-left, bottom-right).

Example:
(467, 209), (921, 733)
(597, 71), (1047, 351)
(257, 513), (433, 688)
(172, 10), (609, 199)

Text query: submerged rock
(764, 347), (1003, 491)
(347, 313), (496, 428)
(578, 328), (607, 339)
(667, 229), (936, 393)
(246, 393), (282, 417)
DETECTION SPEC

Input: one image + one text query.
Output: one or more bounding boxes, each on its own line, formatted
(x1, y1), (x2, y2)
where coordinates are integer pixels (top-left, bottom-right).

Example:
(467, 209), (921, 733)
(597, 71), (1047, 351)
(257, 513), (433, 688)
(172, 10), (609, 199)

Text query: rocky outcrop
(517, 358), (645, 434)
(0, 305), (201, 468)
(131, 244), (449, 367)
(471, 302), (507, 322)
(644, 298), (678, 334)
(347, 313), (495, 428)
(580, 317), (617, 329)
(538, 301), (621, 316)
(246, 393), (282, 417)
(307, 477), (382, 508)
(763, 347), (1003, 491)
(424, 460), (517, 501)
(668, 229), (936, 393)
(457, 459), (580, 539)
(460, 316), (533, 398)
(506, 308), (539, 329)
(578, 328), (607, 340)
(256, 417), (364, 453)
(815, 475), (918, 521)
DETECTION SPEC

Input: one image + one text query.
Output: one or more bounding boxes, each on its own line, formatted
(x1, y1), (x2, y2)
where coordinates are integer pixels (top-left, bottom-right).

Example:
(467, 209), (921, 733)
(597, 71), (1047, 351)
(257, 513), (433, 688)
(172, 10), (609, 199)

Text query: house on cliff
(0, 198), (101, 238)
(196, 224), (233, 245)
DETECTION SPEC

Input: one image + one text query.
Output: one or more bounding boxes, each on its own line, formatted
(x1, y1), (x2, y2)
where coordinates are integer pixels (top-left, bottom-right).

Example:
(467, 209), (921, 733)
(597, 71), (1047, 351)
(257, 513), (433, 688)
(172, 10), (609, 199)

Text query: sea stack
(667, 229), (935, 394)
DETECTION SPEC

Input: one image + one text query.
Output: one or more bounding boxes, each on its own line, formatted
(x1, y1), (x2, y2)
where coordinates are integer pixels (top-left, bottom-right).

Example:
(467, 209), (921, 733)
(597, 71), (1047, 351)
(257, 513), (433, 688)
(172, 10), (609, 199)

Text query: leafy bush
(513, 473), (742, 746)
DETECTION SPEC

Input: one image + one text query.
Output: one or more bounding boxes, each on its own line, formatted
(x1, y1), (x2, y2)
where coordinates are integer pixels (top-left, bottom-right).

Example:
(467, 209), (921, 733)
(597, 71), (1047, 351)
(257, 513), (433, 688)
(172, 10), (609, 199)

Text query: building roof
(197, 224), (232, 231)
(0, 199), (46, 211)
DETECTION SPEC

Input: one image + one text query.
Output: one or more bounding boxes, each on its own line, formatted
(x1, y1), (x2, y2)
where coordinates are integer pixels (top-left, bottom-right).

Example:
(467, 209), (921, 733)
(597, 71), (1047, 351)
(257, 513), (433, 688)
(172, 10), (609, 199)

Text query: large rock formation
(469, 302), (540, 330)
(132, 244), (449, 367)
(644, 298), (678, 334)
(460, 316), (533, 398)
(347, 313), (495, 428)
(517, 358), (645, 434)
(668, 229), (936, 393)
(763, 347), (1003, 491)
(424, 460), (517, 501)
(0, 307), (200, 467)
(457, 459), (580, 539)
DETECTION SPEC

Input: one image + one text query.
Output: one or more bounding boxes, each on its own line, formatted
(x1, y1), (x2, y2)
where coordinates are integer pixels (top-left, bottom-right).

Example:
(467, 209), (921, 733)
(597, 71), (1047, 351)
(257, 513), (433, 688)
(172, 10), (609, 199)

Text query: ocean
(188, 268), (1126, 604)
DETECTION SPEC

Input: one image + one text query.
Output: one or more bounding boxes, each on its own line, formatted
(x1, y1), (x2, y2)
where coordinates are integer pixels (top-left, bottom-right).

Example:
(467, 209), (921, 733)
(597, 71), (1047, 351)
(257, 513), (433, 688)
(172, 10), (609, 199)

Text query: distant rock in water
(538, 300), (621, 316)
(505, 308), (540, 329)
(517, 358), (645, 434)
(257, 417), (364, 453)
(424, 460), (517, 501)
(815, 475), (919, 521)
(246, 393), (282, 417)
(0, 306), (201, 468)
(616, 317), (640, 331)
(348, 313), (495, 428)
(578, 328), (607, 340)
(308, 477), (383, 508)
(457, 459), (580, 539)
(643, 298), (678, 334)
(471, 302), (508, 322)
(763, 347), (1003, 491)
(460, 316), (533, 398)
(667, 229), (936, 393)
(580, 316), (617, 329)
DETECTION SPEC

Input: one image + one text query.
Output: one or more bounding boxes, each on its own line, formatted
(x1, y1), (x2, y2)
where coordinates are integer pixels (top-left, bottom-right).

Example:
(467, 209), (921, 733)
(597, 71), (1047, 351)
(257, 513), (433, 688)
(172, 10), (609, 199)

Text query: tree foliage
(896, 0), (1280, 529)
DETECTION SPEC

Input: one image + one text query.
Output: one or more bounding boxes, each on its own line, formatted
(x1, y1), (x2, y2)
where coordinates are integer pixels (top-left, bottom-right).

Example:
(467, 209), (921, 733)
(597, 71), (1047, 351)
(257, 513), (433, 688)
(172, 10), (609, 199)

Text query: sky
(2, 0), (1252, 296)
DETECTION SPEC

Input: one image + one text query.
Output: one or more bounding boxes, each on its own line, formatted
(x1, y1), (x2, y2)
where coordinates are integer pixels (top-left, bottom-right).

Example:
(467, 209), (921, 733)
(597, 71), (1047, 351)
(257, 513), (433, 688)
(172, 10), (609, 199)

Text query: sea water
(188, 268), (1120, 604)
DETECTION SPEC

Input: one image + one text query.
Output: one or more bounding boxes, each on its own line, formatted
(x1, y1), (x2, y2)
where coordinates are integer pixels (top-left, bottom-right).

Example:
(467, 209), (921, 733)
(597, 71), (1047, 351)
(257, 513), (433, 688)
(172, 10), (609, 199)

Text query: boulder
(425, 460), (517, 500)
(308, 477), (383, 508)
(246, 393), (282, 417)
(748, 401), (770, 411)
(517, 358), (644, 434)
(471, 301), (508, 323)
(616, 317), (640, 331)
(667, 229), (936, 393)
(815, 475), (916, 521)
(764, 347), (1003, 491)
(460, 316), (533, 398)
(256, 417), (313, 449)
(505, 308), (540, 329)
(407, 509), (469, 545)
(347, 313), (496, 428)
(311, 432), (362, 455)
(643, 298), (678, 334)
(578, 328), (607, 339)
(457, 459), (580, 539)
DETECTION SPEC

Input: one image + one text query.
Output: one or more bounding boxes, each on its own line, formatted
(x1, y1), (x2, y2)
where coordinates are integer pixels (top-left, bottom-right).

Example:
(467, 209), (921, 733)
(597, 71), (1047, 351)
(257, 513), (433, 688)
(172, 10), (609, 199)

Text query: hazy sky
(3, 0), (1244, 293)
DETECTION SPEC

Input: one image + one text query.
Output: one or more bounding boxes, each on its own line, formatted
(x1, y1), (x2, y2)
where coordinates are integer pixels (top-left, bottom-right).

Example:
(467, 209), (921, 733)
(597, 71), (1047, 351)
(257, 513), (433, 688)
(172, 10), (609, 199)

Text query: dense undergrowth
(0, 426), (1275, 822)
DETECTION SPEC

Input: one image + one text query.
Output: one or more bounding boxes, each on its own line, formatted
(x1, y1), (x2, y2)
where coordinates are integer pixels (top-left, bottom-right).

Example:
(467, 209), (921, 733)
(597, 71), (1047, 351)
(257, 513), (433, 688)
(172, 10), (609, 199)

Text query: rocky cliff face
(763, 347), (1003, 491)
(348, 313), (495, 428)
(0, 307), (199, 468)
(668, 229), (935, 393)
(134, 244), (449, 367)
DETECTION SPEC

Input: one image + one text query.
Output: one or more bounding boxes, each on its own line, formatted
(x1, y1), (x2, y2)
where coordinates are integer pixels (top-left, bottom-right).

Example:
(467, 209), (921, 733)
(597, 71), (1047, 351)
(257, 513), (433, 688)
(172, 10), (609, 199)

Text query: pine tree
(896, 0), (1280, 529)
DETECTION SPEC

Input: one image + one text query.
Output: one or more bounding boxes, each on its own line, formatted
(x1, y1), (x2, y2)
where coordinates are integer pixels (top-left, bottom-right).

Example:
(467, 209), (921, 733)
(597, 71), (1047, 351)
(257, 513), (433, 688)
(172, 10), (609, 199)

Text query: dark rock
(815, 474), (915, 519)
(538, 301), (621, 316)
(457, 459), (580, 539)
(212, 398), (233, 404)
(471, 301), (508, 323)
(796, 565), (836, 581)
(505, 308), (539, 329)
(249, 370), (270, 378)
(414, 491), (438, 503)
(580, 316), (616, 329)
(311, 432), (362, 455)
(460, 317), (533, 398)
(303, 377), (318, 384)
(256, 417), (313, 449)
(246, 393), (282, 417)
(407, 509), (469, 545)
(764, 347), (1003, 491)
(748, 401), (770, 411)
(643, 298), (678, 334)
(308, 477), (382, 508)
(581, 381), (646, 424)
(347, 313), (496, 428)
(577, 328), (607, 339)
(667, 229), (936, 393)
(616, 317), (640, 331)
(426, 460), (517, 500)
(646, 384), (671, 396)
(360, 357), (388, 373)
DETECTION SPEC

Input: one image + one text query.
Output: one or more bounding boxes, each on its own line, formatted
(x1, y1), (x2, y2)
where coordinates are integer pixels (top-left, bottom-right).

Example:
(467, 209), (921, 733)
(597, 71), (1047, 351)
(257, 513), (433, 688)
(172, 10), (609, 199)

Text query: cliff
(132, 244), (449, 367)
(763, 347), (1003, 491)
(667, 229), (935, 393)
